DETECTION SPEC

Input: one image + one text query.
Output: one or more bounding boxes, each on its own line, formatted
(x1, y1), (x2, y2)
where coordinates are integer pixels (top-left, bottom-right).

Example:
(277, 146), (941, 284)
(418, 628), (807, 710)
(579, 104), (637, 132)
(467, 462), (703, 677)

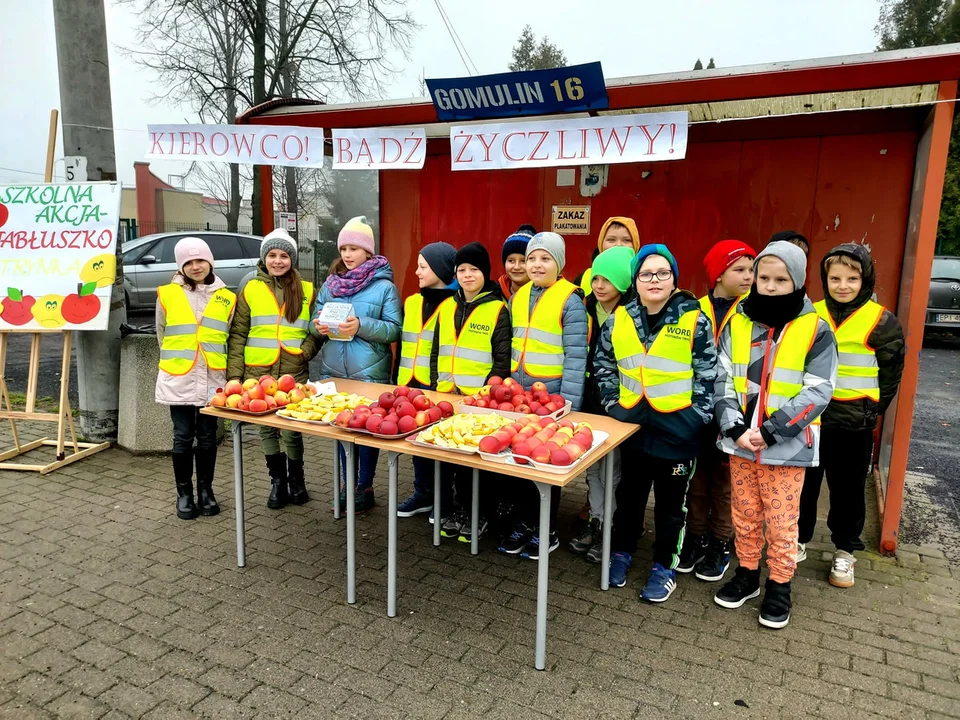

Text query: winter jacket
(156, 274), (236, 406)
(309, 260), (402, 384)
(583, 292), (626, 414)
(429, 282), (512, 393)
(818, 243), (905, 430)
(594, 290), (717, 460)
(226, 264), (320, 384)
(714, 297), (838, 467)
(509, 282), (589, 411)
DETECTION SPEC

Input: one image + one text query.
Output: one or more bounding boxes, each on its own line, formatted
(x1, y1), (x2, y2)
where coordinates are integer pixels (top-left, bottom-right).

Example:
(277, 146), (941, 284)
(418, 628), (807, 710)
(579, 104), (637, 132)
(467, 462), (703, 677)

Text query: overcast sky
(0, 0), (883, 191)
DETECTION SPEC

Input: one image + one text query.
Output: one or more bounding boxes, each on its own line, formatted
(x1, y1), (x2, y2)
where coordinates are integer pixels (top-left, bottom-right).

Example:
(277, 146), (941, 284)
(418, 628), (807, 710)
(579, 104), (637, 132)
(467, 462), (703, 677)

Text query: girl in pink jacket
(155, 237), (237, 520)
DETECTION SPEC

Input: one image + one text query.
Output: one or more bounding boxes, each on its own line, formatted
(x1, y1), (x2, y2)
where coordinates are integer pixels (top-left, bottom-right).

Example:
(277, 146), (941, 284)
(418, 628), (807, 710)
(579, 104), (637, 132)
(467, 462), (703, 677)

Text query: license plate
(937, 313), (960, 323)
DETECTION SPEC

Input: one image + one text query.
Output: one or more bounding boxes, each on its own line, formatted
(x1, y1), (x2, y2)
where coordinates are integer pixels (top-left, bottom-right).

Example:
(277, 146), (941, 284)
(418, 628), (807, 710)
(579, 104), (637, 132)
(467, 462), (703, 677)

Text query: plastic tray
(338, 417), (442, 440)
(211, 405), (280, 417)
(405, 434), (477, 454)
(455, 400), (571, 422)
(493, 430), (609, 474)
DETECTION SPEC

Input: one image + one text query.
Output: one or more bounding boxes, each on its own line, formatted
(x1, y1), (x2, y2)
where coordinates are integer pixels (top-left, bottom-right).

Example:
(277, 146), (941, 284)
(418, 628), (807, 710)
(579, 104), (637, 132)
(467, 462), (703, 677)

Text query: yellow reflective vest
(729, 312), (821, 423)
(436, 295), (503, 394)
(158, 283), (236, 376)
(397, 294), (442, 387)
(511, 279), (577, 378)
(580, 267), (593, 297)
(611, 306), (699, 412)
(814, 299), (882, 402)
(698, 292), (747, 342)
(242, 278), (313, 367)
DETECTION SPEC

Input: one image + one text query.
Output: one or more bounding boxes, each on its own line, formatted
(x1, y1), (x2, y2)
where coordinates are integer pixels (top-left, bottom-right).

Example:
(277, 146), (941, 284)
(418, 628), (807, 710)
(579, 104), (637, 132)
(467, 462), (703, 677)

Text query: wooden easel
(0, 330), (111, 474)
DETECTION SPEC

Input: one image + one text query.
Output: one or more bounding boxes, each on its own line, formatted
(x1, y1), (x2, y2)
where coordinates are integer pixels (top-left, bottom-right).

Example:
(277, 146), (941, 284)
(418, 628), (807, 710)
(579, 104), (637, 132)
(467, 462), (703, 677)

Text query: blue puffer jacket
(310, 261), (403, 383)
(509, 282), (589, 411)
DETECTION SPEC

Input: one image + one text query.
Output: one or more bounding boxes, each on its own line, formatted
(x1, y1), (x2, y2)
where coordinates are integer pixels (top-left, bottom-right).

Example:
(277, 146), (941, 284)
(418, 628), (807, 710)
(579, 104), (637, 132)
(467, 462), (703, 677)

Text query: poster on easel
(0, 182), (122, 330)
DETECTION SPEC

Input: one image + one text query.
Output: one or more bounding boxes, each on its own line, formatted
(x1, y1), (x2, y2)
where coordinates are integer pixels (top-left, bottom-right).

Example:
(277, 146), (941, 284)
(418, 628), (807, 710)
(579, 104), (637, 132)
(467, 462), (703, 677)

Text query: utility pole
(52, 0), (125, 441)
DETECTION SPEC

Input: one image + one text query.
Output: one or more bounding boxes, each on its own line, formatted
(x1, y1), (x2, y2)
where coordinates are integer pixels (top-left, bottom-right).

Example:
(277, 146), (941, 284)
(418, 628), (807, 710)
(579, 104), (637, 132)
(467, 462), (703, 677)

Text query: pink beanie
(337, 216), (376, 256)
(174, 236), (215, 270)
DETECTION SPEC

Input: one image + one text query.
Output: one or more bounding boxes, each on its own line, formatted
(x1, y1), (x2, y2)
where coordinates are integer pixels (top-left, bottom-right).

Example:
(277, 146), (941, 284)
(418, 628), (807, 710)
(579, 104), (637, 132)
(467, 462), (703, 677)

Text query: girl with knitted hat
(497, 224), (536, 298)
(578, 216), (641, 296)
(310, 216), (402, 512)
(712, 241), (837, 628)
(677, 239), (756, 582)
(396, 241), (459, 519)
(568, 246), (635, 562)
(157, 237), (237, 520)
(593, 244), (717, 603)
(227, 228), (319, 511)
(499, 231), (589, 559)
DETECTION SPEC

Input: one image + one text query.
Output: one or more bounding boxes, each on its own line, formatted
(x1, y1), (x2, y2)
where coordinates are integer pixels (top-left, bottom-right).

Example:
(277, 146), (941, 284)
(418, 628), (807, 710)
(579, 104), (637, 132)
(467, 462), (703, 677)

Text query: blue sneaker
(609, 552), (632, 588)
(397, 493), (433, 517)
(640, 563), (677, 603)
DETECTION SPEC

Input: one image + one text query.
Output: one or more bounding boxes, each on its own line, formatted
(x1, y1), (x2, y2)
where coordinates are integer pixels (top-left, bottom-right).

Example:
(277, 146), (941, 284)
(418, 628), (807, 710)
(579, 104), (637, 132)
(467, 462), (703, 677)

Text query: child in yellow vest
(593, 244), (717, 603)
(156, 237), (236, 520)
(226, 229), (319, 510)
(798, 244), (904, 587)
(396, 242), (458, 519)
(500, 232), (589, 559)
(434, 242), (512, 543)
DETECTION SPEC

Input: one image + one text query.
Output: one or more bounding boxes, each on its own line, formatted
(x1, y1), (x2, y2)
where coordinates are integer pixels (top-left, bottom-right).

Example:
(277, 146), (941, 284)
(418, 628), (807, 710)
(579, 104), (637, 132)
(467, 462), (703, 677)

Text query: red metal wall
(381, 128), (918, 308)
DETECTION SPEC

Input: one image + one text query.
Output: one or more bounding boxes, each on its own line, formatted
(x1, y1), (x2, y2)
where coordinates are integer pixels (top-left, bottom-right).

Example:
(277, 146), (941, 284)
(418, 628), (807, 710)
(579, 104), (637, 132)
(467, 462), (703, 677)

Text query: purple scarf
(325, 255), (390, 298)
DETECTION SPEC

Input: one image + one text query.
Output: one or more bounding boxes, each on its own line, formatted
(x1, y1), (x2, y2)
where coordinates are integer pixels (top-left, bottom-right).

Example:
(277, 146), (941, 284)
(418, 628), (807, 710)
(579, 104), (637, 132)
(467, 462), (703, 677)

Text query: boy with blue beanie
(497, 224), (536, 298)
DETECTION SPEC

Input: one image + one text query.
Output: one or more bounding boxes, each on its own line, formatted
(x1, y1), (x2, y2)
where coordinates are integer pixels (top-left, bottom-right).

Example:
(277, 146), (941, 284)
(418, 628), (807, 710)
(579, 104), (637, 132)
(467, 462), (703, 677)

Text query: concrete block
(117, 334), (172, 455)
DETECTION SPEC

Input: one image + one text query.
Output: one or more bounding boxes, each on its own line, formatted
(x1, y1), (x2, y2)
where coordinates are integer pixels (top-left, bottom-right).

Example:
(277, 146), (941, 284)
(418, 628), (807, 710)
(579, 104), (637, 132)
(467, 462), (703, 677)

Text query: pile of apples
(335, 385), (455, 436)
(210, 374), (312, 413)
(477, 415), (595, 467)
(461, 377), (567, 416)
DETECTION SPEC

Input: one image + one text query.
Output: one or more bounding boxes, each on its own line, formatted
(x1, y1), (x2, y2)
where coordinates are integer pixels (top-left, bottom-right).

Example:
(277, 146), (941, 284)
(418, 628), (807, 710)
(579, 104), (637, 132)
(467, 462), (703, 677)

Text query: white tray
(456, 399), (571, 422)
(498, 430), (610, 474)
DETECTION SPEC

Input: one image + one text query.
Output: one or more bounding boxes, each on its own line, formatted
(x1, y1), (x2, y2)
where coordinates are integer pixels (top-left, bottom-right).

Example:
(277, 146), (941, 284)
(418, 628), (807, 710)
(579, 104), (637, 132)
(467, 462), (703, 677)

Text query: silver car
(121, 231), (262, 310)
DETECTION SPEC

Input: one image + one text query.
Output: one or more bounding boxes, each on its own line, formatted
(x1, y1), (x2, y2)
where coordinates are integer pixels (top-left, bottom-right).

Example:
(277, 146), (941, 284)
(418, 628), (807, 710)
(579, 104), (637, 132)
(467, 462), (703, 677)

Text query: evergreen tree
(509, 25), (567, 71)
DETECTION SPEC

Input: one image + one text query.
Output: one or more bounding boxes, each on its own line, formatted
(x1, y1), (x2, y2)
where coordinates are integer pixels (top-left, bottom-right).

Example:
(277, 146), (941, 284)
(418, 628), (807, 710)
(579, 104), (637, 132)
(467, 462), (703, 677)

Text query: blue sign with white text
(426, 62), (608, 121)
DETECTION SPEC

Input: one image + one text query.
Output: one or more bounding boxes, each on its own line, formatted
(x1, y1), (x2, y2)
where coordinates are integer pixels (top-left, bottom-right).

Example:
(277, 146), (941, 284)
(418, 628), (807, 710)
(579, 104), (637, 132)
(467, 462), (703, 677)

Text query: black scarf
(742, 284), (806, 331)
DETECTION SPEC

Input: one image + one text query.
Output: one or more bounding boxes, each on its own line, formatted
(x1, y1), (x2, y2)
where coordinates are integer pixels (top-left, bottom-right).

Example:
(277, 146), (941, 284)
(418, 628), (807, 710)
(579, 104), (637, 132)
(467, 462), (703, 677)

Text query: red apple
(210, 393), (227, 407)
(565, 443), (585, 461)
(510, 434), (526, 449)
(273, 391), (289, 407)
(515, 404), (530, 414)
(531, 381), (548, 394)
(412, 395), (431, 411)
(335, 410), (352, 427)
(0, 288), (36, 326)
(249, 398), (268, 413)
(354, 404), (371, 416)
(246, 384), (266, 401)
(437, 401), (454, 418)
(396, 402), (416, 419)
(558, 419), (575, 430)
(479, 436), (501, 454)
(264, 395), (277, 410)
(526, 436), (543, 450)
(238, 394), (251, 411)
(502, 377), (518, 388)
(544, 401), (559, 413)
(476, 398), (489, 408)
(277, 374), (296, 393)
(535, 390), (551, 405)
(487, 400), (499, 410)
(530, 446), (551, 463)
(378, 392), (396, 410)
(550, 449), (572, 466)
(61, 282), (101, 324)
(462, 396), (476, 406)
(384, 413), (399, 425)
(288, 388), (306, 403)
(511, 396), (525, 408)
(224, 380), (244, 396)
(398, 415), (418, 434)
(371, 406), (387, 417)
(414, 410), (430, 427)
(426, 407), (442, 423)
(380, 420), (399, 436)
(348, 413), (367, 429)
(365, 415), (383, 433)
(259, 376), (278, 396)
(513, 441), (532, 464)
(394, 386), (411, 397)
(408, 388), (424, 399)
(488, 376), (503, 386)
(550, 394), (565, 407)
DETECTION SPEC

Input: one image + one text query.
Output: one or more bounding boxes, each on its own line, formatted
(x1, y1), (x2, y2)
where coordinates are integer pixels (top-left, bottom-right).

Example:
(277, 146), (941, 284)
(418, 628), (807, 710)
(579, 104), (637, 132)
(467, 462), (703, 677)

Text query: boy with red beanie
(677, 239), (756, 582)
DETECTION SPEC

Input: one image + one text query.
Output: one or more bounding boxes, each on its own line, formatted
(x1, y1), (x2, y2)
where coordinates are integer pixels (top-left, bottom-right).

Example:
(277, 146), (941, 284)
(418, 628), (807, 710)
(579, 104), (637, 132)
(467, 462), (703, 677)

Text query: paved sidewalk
(1, 424), (959, 719)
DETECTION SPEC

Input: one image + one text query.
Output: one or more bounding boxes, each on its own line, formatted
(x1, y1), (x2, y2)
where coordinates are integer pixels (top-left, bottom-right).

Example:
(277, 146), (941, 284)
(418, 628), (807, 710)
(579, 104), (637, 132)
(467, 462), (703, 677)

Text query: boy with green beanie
(570, 246), (636, 561)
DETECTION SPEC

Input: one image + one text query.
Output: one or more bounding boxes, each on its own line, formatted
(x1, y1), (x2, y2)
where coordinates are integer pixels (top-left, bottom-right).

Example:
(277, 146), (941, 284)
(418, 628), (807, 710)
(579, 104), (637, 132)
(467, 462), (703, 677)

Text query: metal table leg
(333, 440), (341, 520)
(471, 468), (480, 556)
(534, 481), (551, 671)
(433, 461), (441, 547)
(387, 451), (399, 617)
(345, 442), (356, 604)
(601, 453), (614, 590)
(232, 420), (245, 568)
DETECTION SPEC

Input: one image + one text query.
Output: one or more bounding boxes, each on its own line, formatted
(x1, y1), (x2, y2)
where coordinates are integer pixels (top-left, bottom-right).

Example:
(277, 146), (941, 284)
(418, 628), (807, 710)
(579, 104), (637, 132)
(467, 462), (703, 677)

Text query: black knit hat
(455, 241), (492, 282)
(769, 230), (809, 256)
(501, 224), (536, 265)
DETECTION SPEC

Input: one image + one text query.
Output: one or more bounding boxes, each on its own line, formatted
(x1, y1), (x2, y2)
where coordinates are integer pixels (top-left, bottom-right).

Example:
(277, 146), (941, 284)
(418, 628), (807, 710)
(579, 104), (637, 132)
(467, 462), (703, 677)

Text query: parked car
(121, 231), (262, 310)
(926, 255), (960, 336)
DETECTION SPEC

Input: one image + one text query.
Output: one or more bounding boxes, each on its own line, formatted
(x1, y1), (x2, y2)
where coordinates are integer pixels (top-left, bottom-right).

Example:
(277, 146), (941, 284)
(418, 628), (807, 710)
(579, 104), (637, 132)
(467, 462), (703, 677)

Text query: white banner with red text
(146, 124), (326, 167)
(448, 111), (688, 171)
(332, 127), (426, 169)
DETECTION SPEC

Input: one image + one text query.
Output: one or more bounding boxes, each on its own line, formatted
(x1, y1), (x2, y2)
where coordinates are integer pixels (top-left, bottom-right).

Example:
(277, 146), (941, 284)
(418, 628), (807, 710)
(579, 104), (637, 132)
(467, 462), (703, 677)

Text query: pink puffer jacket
(155, 274), (234, 406)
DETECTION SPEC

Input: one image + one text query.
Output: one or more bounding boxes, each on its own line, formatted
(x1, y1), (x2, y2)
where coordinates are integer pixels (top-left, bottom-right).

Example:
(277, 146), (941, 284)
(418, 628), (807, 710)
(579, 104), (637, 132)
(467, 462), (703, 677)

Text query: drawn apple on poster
(0, 288), (36, 326)
(0, 202), (8, 229)
(61, 282), (101, 324)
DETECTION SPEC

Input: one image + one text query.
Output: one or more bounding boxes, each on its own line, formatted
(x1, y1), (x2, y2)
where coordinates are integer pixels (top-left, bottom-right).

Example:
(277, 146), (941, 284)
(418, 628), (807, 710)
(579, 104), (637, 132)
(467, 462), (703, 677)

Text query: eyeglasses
(636, 269), (673, 283)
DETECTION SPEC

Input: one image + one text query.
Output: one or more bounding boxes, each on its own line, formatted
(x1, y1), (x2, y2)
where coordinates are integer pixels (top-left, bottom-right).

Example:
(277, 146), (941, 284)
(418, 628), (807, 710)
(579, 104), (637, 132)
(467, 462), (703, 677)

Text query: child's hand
(746, 429), (767, 451)
(314, 319), (331, 335)
(338, 316), (360, 338)
(735, 433), (756, 452)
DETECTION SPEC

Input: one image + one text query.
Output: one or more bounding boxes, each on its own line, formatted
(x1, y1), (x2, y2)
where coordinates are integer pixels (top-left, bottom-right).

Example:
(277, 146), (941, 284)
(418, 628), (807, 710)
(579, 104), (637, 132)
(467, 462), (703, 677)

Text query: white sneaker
(829, 550), (855, 588)
(795, 543), (807, 563)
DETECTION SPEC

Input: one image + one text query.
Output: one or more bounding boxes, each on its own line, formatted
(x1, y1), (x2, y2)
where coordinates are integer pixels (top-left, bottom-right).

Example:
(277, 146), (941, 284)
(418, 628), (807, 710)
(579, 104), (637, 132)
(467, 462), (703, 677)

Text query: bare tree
(121, 0), (416, 232)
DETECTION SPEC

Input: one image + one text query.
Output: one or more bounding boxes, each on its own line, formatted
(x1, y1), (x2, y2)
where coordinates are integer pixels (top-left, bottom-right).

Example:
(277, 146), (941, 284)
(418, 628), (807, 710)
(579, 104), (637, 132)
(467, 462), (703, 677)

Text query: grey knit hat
(260, 228), (298, 267)
(525, 231), (566, 273)
(755, 241), (807, 288)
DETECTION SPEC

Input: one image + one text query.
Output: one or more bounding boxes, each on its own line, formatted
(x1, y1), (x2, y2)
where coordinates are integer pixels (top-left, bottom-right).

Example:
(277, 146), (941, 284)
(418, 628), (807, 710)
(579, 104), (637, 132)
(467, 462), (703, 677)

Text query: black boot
(266, 453), (288, 509)
(286, 457), (310, 505)
(172, 451), (199, 520)
(759, 579), (792, 629)
(194, 450), (220, 517)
